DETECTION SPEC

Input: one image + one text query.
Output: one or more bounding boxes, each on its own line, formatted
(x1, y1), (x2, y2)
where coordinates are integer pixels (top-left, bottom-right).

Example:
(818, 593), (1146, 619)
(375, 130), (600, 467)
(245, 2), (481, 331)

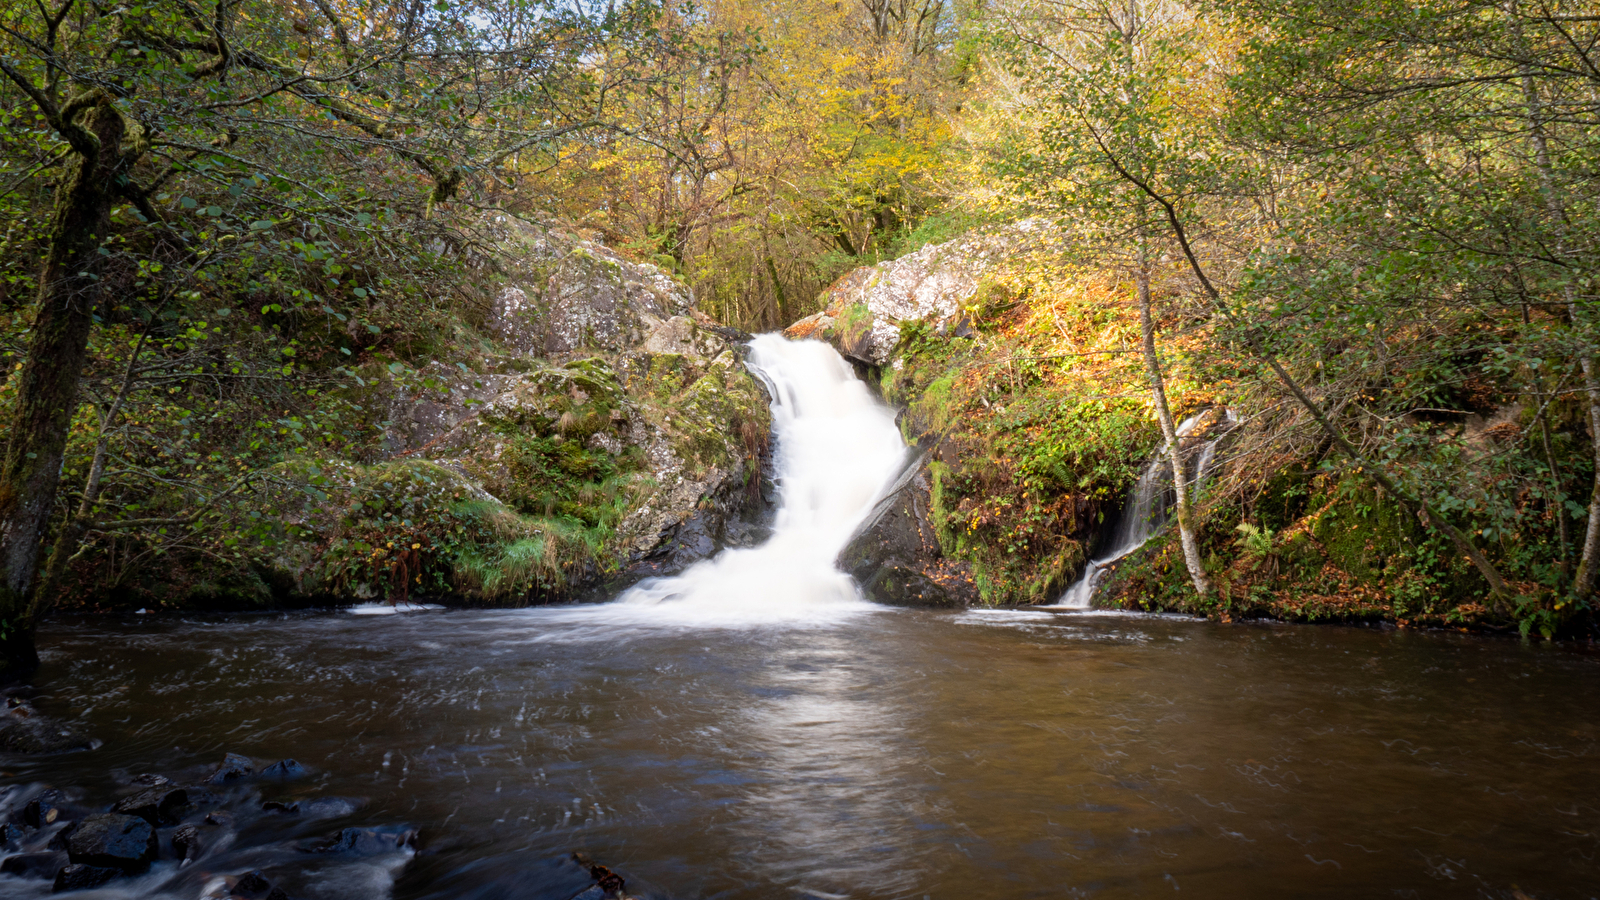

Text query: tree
(985, 0), (1219, 598)
(0, 0), (678, 681)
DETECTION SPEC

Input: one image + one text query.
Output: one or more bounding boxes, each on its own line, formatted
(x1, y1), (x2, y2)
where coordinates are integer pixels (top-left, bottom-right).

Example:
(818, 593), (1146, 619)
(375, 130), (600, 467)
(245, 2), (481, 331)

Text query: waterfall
(615, 334), (908, 623)
(1054, 412), (1232, 609)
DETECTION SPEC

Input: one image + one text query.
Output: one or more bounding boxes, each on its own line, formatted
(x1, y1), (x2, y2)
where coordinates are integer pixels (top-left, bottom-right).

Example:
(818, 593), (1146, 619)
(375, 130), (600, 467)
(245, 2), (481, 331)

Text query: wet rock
(568, 853), (629, 900)
(260, 759), (306, 780)
(52, 863), (120, 893)
(204, 810), (235, 827)
(298, 797), (360, 819)
(837, 452), (978, 609)
(1, 849), (67, 878)
(1, 820), (31, 847)
(304, 826), (417, 856)
(0, 701), (96, 755)
(170, 824), (202, 862)
(230, 869), (273, 898)
(24, 789), (68, 828)
(184, 786), (223, 807)
(261, 797), (359, 819)
(128, 773), (170, 786)
(209, 752), (254, 784)
(64, 813), (158, 873)
(112, 785), (188, 825)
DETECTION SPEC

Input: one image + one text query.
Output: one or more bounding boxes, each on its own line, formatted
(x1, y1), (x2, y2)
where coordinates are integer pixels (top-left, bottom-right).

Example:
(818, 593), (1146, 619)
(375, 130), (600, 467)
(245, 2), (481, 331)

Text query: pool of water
(3, 607), (1597, 900)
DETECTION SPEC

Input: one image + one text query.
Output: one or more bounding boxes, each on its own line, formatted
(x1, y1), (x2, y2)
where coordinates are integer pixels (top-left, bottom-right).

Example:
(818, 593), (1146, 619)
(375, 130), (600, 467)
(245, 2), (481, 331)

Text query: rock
(837, 452), (978, 608)
(128, 773), (170, 786)
(266, 889), (291, 900)
(304, 826), (416, 856)
(261, 797), (358, 819)
(785, 228), (1036, 366)
(298, 797), (360, 819)
(209, 752), (254, 784)
(567, 853), (629, 900)
(204, 810), (235, 827)
(112, 785), (188, 825)
(259, 759), (306, 780)
(230, 869), (273, 897)
(171, 824), (202, 862)
(63, 813), (157, 873)
(52, 863), (120, 893)
(0, 702), (96, 755)
(1, 850), (67, 878)
(23, 790), (68, 827)
(1, 820), (31, 847)
(488, 223), (695, 358)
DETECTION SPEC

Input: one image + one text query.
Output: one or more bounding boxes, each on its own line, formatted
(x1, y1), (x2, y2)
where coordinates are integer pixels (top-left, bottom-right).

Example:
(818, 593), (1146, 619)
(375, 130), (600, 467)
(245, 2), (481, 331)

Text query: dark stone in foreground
(64, 813), (157, 872)
(24, 789), (68, 827)
(568, 852), (628, 900)
(210, 752), (254, 784)
(1, 850), (67, 879)
(305, 826), (416, 856)
(171, 824), (202, 862)
(260, 758), (306, 780)
(53, 863), (120, 893)
(232, 869), (272, 897)
(0, 701), (96, 755)
(113, 785), (188, 825)
(1, 821), (30, 847)
(836, 451), (978, 608)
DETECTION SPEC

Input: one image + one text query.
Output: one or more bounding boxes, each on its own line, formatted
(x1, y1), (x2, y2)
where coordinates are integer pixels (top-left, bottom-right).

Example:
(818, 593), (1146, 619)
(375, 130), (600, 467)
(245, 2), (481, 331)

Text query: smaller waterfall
(1054, 412), (1232, 609)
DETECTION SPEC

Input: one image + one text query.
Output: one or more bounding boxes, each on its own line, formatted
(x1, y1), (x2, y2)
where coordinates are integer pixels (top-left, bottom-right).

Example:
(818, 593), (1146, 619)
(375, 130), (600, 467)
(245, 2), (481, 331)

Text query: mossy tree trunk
(0, 97), (129, 683)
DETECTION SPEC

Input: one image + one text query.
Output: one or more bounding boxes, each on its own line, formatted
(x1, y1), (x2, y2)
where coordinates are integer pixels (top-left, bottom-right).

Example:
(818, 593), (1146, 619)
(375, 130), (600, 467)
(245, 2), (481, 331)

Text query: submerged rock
(837, 453), (978, 609)
(0, 700), (96, 755)
(53, 862), (120, 892)
(1, 849), (67, 878)
(171, 823), (202, 862)
(230, 869), (273, 898)
(64, 813), (157, 872)
(112, 785), (188, 825)
(209, 752), (254, 784)
(24, 789), (69, 827)
(259, 759), (306, 780)
(304, 826), (417, 856)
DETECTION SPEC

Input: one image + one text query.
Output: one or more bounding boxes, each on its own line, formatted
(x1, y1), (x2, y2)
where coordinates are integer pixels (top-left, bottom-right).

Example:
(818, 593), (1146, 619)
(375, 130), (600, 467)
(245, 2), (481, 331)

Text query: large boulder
(837, 453), (978, 608)
(785, 225), (1047, 365)
(255, 221), (776, 605)
(63, 813), (157, 873)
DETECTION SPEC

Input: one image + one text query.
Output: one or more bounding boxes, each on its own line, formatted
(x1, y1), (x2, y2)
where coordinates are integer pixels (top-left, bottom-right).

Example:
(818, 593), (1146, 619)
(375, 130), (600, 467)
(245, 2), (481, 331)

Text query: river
(2, 337), (1597, 899)
(6, 607), (1598, 899)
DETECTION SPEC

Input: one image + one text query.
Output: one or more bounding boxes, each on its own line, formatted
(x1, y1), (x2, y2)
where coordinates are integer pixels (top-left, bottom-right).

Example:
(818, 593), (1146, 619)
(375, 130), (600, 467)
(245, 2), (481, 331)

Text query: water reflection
(719, 635), (935, 898)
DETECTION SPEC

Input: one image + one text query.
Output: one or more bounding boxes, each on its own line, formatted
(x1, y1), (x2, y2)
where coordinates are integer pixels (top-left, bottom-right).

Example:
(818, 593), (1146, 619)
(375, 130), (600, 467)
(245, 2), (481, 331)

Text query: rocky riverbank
(0, 735), (637, 900)
(51, 221), (776, 614)
(799, 227), (1576, 634)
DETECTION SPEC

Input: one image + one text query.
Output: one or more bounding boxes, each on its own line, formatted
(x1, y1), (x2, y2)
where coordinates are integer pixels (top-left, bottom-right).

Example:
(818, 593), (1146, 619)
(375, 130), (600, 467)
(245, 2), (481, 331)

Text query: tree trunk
(1137, 250), (1210, 598)
(0, 101), (125, 683)
(1505, 0), (1599, 597)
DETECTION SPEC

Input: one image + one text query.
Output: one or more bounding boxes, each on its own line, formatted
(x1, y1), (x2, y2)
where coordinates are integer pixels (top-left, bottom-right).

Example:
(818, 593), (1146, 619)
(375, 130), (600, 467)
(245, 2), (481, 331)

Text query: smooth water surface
(5, 608), (1597, 900)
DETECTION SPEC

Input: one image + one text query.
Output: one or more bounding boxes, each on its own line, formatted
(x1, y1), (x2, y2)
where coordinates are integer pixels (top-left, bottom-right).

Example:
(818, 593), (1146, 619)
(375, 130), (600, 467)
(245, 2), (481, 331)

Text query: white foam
(608, 334), (909, 627)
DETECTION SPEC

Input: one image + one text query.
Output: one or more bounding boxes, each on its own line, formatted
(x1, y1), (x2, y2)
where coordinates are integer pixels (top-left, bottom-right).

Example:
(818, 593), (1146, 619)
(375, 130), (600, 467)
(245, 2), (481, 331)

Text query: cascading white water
(614, 334), (909, 624)
(1054, 412), (1231, 609)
